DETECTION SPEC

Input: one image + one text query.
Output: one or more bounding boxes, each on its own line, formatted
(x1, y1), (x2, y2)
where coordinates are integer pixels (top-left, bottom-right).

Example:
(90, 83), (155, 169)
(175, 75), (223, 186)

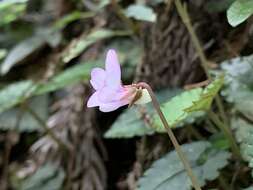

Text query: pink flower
(87, 49), (150, 112)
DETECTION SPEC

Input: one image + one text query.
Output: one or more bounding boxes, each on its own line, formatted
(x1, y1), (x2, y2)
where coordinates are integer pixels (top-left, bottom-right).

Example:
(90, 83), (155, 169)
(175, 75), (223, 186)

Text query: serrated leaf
(125, 4), (156, 22)
(154, 77), (223, 132)
(232, 118), (253, 174)
(138, 141), (231, 190)
(220, 55), (253, 117)
(18, 163), (64, 190)
(227, 0), (253, 27)
(62, 29), (131, 63)
(185, 75), (224, 112)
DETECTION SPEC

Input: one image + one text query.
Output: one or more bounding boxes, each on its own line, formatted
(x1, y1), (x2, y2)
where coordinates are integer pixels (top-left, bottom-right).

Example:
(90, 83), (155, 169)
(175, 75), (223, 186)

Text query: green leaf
(0, 49), (7, 60)
(62, 29), (132, 63)
(138, 141), (231, 190)
(185, 75), (224, 112)
(232, 118), (253, 176)
(125, 4), (156, 22)
(0, 80), (36, 114)
(54, 11), (95, 30)
(35, 60), (101, 95)
(220, 55), (253, 116)
(227, 0), (253, 27)
(18, 163), (64, 190)
(104, 107), (155, 138)
(154, 77), (223, 132)
(104, 89), (181, 138)
(0, 0), (27, 26)
(0, 60), (101, 114)
(1, 36), (46, 74)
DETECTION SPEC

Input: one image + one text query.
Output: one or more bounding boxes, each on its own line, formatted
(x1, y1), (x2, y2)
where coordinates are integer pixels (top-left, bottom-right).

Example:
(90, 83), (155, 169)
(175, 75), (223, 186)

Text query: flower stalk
(137, 82), (202, 190)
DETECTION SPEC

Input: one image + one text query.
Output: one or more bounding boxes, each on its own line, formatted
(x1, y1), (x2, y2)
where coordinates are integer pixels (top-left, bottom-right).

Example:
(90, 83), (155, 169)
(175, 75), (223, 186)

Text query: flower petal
(90, 68), (106, 90)
(87, 91), (100, 107)
(98, 86), (127, 103)
(99, 101), (127, 112)
(105, 49), (121, 89)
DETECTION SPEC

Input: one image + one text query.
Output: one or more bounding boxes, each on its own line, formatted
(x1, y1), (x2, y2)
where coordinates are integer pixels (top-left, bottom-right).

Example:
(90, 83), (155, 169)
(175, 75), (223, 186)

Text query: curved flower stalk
(87, 49), (202, 190)
(87, 49), (151, 112)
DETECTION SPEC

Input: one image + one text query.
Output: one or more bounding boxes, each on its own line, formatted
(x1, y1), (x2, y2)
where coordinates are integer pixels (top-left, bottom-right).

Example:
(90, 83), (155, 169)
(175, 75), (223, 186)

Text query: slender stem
(137, 82), (202, 190)
(207, 111), (241, 158)
(174, 0), (229, 125)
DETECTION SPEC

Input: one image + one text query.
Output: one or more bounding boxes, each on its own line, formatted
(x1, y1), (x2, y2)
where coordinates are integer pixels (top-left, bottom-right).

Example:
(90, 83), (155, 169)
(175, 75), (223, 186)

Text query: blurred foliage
(17, 164), (65, 190)
(227, 0), (253, 26)
(0, 0), (252, 189)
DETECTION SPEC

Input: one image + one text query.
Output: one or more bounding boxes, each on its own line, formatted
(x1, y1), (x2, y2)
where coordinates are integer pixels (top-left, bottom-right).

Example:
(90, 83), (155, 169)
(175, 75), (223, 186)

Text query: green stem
(174, 0), (229, 125)
(208, 111), (241, 158)
(137, 82), (202, 190)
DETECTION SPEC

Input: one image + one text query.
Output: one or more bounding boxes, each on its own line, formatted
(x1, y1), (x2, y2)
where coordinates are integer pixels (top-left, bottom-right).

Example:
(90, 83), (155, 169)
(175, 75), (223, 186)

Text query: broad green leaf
(18, 163), (64, 190)
(0, 80), (36, 114)
(154, 77), (223, 132)
(138, 141), (231, 190)
(104, 89), (204, 138)
(1, 36), (45, 74)
(35, 60), (101, 95)
(227, 0), (253, 27)
(104, 107), (155, 138)
(0, 60), (101, 114)
(0, 95), (48, 132)
(62, 29), (132, 63)
(54, 11), (95, 30)
(125, 4), (156, 22)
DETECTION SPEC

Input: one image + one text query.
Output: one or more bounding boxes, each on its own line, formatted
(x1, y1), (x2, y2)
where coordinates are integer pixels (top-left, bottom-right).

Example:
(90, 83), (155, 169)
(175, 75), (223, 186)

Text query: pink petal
(98, 86), (127, 103)
(99, 101), (127, 112)
(105, 49), (122, 89)
(87, 91), (100, 107)
(90, 68), (106, 90)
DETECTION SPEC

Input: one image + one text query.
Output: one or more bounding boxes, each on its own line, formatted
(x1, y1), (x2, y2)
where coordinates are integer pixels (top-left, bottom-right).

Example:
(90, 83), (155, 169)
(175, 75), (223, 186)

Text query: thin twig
(137, 82), (202, 190)
(207, 111), (241, 158)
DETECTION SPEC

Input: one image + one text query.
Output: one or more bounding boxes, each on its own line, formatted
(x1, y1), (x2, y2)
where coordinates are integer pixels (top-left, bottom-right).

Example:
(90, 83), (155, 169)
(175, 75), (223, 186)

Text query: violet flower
(87, 49), (150, 112)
